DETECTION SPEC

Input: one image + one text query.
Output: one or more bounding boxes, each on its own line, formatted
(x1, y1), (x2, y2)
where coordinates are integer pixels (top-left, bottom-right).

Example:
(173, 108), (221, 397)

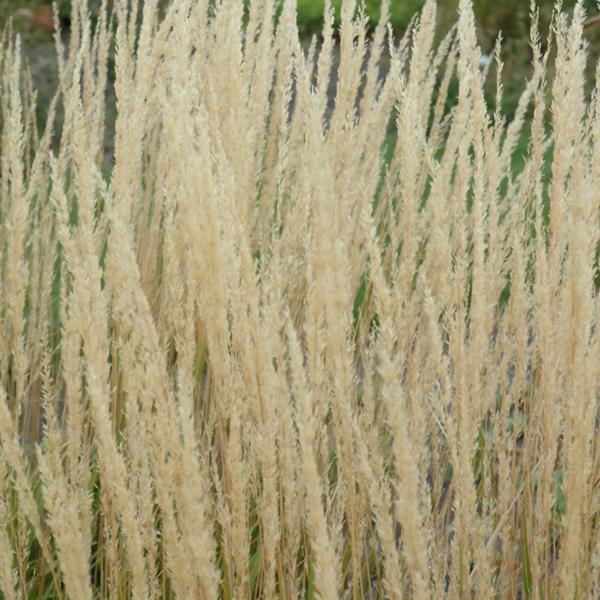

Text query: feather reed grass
(1, 0), (600, 597)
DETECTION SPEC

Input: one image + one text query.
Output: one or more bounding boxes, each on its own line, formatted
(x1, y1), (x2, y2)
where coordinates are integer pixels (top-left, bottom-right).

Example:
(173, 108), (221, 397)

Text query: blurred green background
(2, 0), (599, 39)
(295, 0), (566, 37)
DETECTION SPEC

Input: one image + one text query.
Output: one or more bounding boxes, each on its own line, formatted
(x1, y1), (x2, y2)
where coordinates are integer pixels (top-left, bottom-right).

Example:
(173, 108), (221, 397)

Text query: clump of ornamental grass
(0, 0), (600, 598)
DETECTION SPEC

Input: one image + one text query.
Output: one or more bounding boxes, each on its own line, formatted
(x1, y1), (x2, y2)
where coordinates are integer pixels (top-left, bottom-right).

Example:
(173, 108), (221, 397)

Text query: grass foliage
(1, 0), (600, 598)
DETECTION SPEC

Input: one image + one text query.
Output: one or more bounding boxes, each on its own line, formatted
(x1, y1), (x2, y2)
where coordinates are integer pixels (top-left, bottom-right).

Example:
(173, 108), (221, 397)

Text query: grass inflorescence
(1, 0), (600, 598)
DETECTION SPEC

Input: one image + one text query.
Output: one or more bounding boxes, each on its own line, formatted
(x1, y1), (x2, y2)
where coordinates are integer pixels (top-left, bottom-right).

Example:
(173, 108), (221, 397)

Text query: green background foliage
(291, 0), (597, 38)
(2, 0), (600, 38)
